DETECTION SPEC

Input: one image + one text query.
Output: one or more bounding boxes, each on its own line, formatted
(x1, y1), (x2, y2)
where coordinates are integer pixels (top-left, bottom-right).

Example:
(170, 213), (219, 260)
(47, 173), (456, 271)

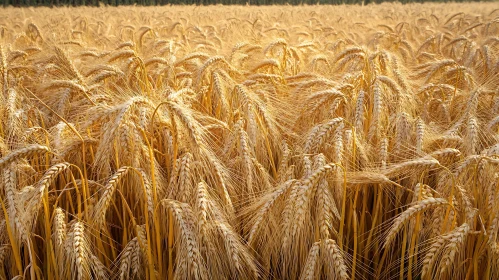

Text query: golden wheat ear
(1, 5), (499, 280)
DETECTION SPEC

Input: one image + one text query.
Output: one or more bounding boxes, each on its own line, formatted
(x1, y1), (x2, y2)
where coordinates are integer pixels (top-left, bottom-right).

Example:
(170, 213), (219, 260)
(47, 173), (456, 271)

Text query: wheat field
(0, 3), (498, 280)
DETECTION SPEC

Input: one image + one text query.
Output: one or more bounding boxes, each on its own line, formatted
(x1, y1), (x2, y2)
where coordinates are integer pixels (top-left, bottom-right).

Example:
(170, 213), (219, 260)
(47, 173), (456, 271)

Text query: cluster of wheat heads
(0, 3), (498, 280)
